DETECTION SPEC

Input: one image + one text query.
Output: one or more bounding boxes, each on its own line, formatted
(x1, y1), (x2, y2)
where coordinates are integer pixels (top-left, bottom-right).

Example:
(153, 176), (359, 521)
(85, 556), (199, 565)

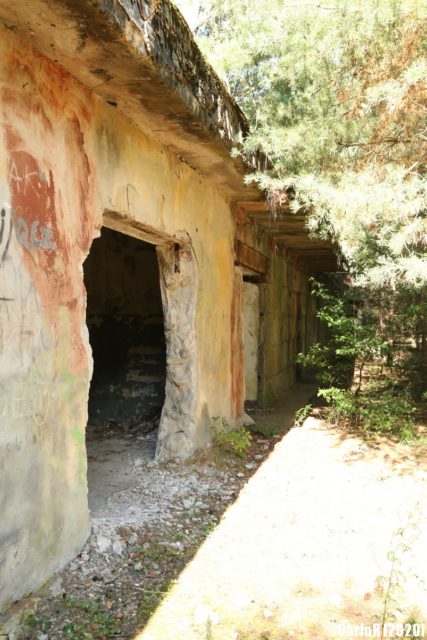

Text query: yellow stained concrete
(0, 25), (235, 610)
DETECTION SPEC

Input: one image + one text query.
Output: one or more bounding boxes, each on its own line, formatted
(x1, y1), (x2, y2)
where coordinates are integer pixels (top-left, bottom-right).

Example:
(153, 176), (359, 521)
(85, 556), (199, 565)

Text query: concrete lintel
(103, 210), (181, 246)
(0, 0), (268, 200)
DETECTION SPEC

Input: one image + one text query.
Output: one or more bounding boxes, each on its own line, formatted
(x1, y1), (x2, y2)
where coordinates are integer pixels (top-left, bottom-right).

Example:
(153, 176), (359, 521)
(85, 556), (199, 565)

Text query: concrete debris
(95, 535), (111, 554)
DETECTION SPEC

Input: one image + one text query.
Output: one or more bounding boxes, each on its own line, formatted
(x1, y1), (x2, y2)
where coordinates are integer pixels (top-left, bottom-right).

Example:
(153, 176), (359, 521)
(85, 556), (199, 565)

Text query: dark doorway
(83, 227), (166, 512)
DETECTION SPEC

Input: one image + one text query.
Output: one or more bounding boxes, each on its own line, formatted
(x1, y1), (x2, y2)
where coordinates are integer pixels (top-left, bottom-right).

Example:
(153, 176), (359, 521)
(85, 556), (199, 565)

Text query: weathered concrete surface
(0, 31), (95, 614)
(0, 22), (237, 610)
(156, 242), (202, 461)
(0, 0), (268, 201)
(230, 268), (246, 419)
(259, 253), (318, 405)
(236, 213), (319, 407)
(243, 282), (259, 402)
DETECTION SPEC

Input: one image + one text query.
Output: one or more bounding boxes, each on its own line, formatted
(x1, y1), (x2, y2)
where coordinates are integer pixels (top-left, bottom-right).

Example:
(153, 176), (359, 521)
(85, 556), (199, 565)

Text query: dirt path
(140, 415), (427, 639)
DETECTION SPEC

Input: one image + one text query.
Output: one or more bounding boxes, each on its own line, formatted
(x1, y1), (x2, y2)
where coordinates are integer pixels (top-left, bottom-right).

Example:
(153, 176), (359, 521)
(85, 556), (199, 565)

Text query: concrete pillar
(243, 282), (260, 402)
(231, 267), (245, 419)
(155, 242), (199, 461)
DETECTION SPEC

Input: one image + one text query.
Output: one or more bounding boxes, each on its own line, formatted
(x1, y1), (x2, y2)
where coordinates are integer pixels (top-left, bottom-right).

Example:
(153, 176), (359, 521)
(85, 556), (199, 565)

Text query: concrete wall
(84, 228), (165, 429)
(258, 252), (318, 407)
(0, 26), (237, 610)
(236, 216), (318, 408)
(243, 282), (260, 402)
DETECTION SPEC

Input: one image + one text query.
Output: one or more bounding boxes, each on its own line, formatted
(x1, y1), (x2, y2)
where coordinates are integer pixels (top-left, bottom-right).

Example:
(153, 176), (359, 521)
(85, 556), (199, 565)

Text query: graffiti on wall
(0, 149), (59, 429)
(0, 379), (50, 427)
(0, 145), (78, 439)
(0, 144), (60, 271)
(15, 216), (57, 252)
(0, 203), (58, 268)
(0, 321), (56, 365)
(0, 207), (12, 264)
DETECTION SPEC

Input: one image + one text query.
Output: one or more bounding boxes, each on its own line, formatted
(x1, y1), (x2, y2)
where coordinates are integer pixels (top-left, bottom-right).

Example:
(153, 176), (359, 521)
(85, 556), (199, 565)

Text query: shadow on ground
(3, 385), (317, 640)
(136, 408), (427, 640)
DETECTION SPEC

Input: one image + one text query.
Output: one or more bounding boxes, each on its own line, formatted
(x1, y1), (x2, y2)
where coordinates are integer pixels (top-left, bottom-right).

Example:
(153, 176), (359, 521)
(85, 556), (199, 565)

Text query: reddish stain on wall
(2, 41), (97, 375)
(65, 116), (92, 252)
(6, 143), (58, 261)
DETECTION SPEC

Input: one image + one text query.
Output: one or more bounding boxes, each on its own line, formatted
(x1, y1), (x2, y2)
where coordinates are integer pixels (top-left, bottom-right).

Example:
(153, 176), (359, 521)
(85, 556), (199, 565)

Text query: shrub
(319, 386), (418, 441)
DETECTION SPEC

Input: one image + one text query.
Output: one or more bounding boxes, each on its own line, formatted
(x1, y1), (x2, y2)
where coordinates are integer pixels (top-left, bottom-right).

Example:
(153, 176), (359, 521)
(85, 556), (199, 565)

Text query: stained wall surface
(259, 253), (318, 406)
(236, 217), (319, 408)
(243, 282), (260, 402)
(0, 25), (235, 610)
(0, 17), (320, 612)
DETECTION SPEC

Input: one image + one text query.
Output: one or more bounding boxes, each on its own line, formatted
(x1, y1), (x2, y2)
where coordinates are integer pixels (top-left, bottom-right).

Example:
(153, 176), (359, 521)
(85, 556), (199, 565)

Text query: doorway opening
(83, 226), (166, 515)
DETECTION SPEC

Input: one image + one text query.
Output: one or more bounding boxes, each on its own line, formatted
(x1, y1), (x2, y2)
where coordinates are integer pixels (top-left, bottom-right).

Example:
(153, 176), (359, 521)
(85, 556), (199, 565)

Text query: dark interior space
(84, 227), (166, 433)
(83, 227), (166, 513)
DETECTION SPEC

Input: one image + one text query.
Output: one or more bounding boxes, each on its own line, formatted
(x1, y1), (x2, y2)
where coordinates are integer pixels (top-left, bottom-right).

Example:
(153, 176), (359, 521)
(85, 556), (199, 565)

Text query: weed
(25, 613), (53, 634)
(26, 594), (123, 640)
(375, 506), (422, 638)
(211, 417), (252, 458)
(199, 514), (218, 539)
(294, 404), (312, 427)
(136, 543), (180, 562)
(138, 580), (174, 623)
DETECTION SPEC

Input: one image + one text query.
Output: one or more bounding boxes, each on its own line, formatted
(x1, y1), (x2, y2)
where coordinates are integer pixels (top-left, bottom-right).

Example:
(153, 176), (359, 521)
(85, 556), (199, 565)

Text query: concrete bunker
(0, 0), (337, 613)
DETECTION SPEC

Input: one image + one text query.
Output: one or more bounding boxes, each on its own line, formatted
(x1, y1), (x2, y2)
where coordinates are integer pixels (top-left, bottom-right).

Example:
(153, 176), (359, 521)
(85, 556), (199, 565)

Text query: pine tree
(176, 0), (427, 289)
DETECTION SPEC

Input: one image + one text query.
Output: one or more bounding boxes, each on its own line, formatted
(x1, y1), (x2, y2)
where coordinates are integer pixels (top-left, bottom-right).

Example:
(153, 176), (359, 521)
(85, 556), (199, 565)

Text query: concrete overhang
(0, 0), (268, 201)
(0, 0), (337, 271)
(236, 201), (338, 274)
